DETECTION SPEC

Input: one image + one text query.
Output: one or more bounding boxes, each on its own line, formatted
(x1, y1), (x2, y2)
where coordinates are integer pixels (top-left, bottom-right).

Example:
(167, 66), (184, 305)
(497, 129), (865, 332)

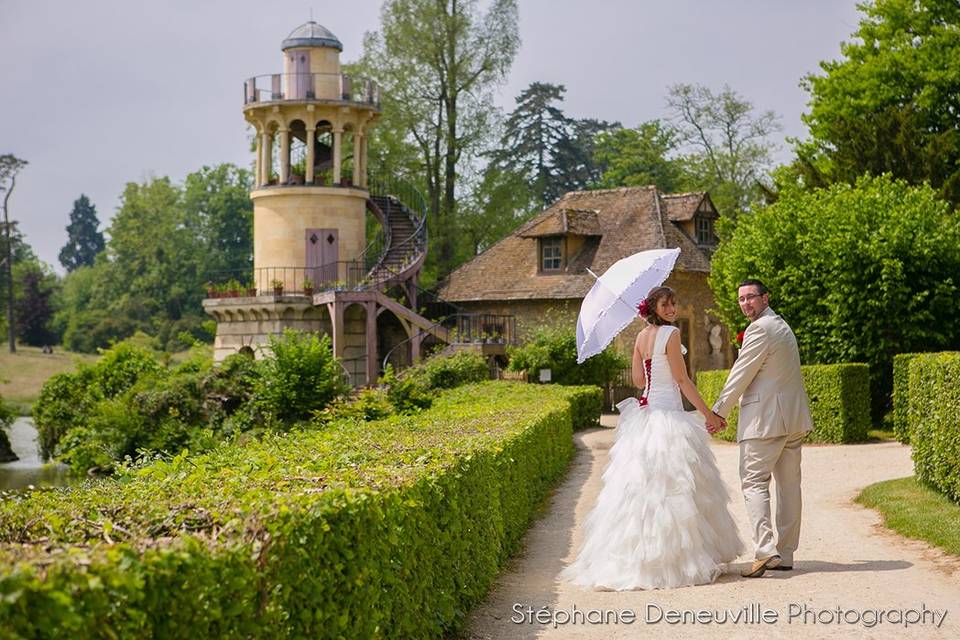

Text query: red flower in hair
(637, 299), (650, 317)
(736, 330), (746, 345)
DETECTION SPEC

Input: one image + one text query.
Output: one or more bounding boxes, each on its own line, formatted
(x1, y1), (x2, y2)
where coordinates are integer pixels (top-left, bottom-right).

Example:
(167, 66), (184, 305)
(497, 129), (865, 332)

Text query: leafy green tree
(458, 164), (537, 257)
(798, 0), (960, 206)
(709, 174), (960, 416)
(58, 195), (105, 272)
(593, 121), (687, 191)
(666, 83), (781, 215)
(54, 164), (251, 351)
(13, 260), (59, 346)
(182, 164), (253, 276)
(355, 0), (520, 280)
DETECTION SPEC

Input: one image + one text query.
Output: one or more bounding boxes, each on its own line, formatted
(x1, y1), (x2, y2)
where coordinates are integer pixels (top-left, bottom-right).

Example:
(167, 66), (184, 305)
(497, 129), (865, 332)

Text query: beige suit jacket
(712, 307), (813, 442)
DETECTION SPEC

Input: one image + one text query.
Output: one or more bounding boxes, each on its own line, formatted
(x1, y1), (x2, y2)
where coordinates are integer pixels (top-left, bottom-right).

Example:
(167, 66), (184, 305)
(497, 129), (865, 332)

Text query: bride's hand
(705, 412), (725, 434)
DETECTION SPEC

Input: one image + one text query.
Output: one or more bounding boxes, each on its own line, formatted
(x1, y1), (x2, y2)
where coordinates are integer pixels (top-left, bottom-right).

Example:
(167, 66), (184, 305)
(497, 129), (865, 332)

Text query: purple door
(306, 228), (338, 286)
(288, 51), (311, 99)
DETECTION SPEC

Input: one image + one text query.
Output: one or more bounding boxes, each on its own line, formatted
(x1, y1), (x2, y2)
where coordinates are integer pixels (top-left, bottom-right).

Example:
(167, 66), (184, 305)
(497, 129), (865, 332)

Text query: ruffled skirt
(560, 397), (746, 590)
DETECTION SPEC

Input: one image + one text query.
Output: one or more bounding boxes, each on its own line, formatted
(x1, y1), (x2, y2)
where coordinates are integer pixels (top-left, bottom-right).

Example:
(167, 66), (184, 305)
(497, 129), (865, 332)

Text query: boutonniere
(736, 330), (746, 346)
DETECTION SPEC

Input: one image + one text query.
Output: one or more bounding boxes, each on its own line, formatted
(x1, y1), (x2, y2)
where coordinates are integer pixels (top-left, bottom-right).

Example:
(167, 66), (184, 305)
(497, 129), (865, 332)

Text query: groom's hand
(708, 411), (726, 434)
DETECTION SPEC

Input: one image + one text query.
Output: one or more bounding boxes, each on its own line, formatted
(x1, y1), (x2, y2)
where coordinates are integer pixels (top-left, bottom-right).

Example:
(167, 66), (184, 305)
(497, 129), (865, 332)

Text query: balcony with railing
(244, 73), (380, 108)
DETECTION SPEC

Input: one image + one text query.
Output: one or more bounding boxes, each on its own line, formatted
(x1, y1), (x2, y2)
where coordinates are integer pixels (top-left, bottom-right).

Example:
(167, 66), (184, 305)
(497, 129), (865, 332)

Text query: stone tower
(203, 21), (447, 385)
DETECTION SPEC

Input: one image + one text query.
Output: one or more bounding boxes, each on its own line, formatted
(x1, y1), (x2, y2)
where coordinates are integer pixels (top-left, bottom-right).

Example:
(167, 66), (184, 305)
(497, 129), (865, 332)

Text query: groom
(709, 279), (813, 578)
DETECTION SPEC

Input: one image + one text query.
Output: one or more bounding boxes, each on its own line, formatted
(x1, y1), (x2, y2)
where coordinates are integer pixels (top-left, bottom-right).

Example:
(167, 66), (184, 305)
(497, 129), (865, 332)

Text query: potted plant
(205, 281), (217, 298)
(223, 279), (243, 298)
(246, 283), (258, 296)
(303, 277), (314, 297)
(271, 279), (284, 295)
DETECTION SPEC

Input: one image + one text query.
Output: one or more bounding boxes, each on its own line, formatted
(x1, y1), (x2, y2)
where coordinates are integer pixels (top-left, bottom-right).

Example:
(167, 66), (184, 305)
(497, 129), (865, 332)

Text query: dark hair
(738, 279), (769, 295)
(642, 286), (677, 326)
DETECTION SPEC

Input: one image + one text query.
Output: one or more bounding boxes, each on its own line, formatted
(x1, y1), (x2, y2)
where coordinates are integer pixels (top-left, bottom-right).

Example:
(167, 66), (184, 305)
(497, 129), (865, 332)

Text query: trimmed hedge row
(0, 382), (600, 639)
(697, 363), (871, 443)
(892, 353), (921, 443)
(908, 353), (960, 503)
(892, 352), (960, 445)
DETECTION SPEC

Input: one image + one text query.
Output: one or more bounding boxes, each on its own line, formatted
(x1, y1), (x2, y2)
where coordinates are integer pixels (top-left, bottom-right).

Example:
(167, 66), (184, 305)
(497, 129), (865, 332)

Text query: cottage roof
(517, 208), (602, 238)
(661, 192), (708, 221)
(437, 186), (713, 302)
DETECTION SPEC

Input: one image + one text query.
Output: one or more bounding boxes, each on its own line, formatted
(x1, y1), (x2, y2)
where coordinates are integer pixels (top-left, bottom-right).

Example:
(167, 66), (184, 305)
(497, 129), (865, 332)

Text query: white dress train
(560, 325), (745, 590)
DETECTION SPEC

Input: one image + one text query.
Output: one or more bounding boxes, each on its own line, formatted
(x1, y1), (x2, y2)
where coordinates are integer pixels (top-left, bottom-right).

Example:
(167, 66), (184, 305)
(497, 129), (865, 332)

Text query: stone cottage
(436, 186), (735, 377)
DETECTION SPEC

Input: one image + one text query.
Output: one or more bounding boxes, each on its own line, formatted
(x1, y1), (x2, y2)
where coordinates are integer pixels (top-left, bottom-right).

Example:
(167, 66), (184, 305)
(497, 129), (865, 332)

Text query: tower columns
(356, 132), (366, 187)
(261, 131), (273, 184)
(279, 128), (291, 184)
(305, 125), (316, 184)
(333, 128), (343, 184)
(255, 133), (263, 185)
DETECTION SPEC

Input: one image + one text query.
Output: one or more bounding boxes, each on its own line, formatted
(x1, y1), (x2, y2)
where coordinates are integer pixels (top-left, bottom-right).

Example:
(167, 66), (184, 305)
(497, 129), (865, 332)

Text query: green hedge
(697, 363), (871, 443)
(892, 353), (922, 443)
(0, 382), (598, 639)
(908, 353), (960, 503)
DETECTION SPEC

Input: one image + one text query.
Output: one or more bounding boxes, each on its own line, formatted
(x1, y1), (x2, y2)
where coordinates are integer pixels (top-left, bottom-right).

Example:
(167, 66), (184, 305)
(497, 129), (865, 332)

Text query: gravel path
(460, 414), (960, 639)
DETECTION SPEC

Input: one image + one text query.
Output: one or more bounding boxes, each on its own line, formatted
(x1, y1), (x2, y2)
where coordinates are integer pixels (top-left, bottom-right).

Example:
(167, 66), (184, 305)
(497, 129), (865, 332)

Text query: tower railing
(244, 73), (380, 108)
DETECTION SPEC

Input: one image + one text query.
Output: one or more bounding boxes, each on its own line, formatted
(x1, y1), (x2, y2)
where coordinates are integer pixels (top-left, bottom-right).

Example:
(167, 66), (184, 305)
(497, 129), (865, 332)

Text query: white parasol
(576, 248), (681, 364)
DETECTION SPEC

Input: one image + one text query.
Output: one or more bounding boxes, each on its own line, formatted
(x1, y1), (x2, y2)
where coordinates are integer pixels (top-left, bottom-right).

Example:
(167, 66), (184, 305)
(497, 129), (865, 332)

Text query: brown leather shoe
(741, 555), (780, 578)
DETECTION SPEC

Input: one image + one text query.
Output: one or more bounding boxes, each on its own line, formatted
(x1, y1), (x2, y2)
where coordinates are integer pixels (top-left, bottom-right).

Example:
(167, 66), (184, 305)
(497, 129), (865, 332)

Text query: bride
(560, 286), (745, 590)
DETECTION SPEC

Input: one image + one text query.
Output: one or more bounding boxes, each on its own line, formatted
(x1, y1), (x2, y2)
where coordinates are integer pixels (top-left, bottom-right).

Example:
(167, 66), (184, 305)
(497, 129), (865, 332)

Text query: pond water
(0, 417), (79, 492)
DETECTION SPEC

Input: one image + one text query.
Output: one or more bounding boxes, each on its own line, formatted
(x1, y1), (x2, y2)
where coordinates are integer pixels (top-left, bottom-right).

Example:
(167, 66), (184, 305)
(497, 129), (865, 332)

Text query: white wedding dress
(560, 325), (745, 590)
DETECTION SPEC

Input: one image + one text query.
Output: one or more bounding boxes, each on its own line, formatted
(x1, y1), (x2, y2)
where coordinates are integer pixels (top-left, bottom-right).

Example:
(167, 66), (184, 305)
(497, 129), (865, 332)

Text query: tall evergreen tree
(59, 194), (105, 272)
(554, 117), (619, 195)
(495, 82), (573, 205)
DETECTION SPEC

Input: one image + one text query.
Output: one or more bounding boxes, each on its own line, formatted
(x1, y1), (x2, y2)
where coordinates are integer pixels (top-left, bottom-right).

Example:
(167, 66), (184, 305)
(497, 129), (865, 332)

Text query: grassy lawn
(0, 345), (100, 415)
(856, 476), (960, 557)
(866, 427), (898, 442)
(0, 343), (212, 416)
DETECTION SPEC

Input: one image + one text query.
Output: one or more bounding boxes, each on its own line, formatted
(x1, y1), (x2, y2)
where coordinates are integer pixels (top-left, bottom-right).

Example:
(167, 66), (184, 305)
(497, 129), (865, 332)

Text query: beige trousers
(739, 431), (806, 564)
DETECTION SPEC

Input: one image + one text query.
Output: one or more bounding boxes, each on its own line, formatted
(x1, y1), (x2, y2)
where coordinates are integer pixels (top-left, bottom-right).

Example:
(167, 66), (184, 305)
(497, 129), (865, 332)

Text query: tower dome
(281, 21), (343, 51)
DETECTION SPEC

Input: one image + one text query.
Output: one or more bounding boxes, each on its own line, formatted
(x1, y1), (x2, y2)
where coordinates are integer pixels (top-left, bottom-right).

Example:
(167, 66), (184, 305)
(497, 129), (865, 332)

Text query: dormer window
(540, 237), (564, 271)
(696, 215), (716, 245)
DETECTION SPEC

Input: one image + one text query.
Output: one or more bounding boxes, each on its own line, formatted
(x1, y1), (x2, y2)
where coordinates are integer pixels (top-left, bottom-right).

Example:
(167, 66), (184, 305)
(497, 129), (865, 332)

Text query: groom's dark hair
(738, 279), (769, 295)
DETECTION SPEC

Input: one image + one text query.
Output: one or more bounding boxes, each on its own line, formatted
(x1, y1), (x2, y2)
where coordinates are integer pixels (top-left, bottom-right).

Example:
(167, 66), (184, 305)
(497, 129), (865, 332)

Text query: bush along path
(462, 416), (960, 639)
(0, 382), (601, 639)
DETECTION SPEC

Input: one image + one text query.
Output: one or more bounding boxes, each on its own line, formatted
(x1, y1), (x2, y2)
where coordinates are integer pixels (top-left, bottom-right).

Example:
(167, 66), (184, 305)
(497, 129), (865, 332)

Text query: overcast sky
(1, 0), (863, 273)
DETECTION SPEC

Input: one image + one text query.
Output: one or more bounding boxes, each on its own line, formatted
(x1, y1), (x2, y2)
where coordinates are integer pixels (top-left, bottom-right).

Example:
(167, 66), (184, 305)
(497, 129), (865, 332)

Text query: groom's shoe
(741, 555), (780, 578)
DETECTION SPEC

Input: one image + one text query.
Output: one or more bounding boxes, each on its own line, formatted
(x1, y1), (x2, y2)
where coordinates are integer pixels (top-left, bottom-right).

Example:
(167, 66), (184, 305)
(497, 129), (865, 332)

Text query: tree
(593, 121), (687, 191)
(1, 154), (28, 352)
(458, 164), (537, 257)
(709, 174), (960, 418)
(356, 0), (520, 281)
(59, 195), (105, 272)
(798, 0), (960, 206)
(13, 260), (59, 346)
(666, 84), (782, 215)
(182, 164), (253, 276)
(53, 164), (252, 352)
(492, 83), (619, 204)
(553, 117), (619, 194)
(494, 82), (573, 205)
